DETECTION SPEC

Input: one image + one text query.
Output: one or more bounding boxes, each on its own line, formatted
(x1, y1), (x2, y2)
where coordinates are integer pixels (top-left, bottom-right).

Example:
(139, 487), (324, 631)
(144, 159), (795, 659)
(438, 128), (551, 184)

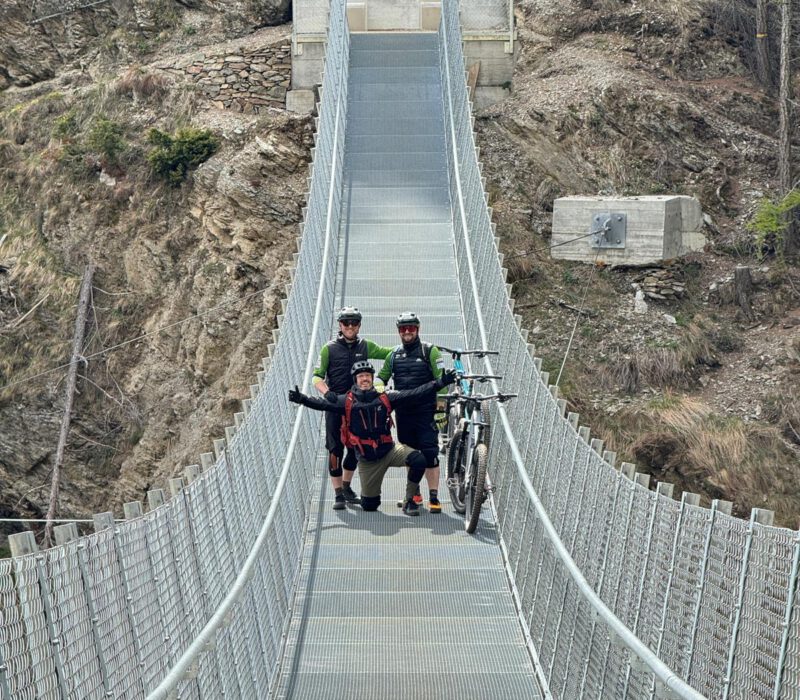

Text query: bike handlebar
(458, 373), (503, 382)
(444, 392), (517, 404)
(438, 346), (500, 359)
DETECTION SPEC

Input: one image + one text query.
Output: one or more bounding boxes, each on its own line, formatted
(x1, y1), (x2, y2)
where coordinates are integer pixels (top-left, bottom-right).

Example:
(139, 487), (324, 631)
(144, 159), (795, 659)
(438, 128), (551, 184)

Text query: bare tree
(778, 0), (792, 194)
(43, 264), (95, 548)
(755, 0), (772, 88)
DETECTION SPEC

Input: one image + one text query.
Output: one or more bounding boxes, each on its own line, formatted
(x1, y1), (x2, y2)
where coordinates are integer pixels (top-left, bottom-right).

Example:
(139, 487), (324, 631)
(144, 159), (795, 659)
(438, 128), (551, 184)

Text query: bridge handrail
(439, 1), (708, 697)
(145, 3), (350, 697)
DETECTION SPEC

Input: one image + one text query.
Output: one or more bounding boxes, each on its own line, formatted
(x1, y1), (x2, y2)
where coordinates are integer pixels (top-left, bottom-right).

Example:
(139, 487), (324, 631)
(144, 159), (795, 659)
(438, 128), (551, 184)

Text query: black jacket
(298, 381), (440, 460)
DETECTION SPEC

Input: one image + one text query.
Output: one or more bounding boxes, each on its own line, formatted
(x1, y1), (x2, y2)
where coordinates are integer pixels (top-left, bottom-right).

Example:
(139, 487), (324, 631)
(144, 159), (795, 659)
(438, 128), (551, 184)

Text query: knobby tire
(465, 443), (488, 534)
(479, 404), (491, 449)
(447, 429), (467, 514)
(446, 405), (461, 443)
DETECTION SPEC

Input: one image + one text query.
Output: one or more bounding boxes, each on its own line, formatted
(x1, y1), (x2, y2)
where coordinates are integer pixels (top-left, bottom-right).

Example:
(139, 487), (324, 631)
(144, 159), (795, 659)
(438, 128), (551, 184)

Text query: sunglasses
(340, 320), (360, 327)
(398, 325), (418, 334)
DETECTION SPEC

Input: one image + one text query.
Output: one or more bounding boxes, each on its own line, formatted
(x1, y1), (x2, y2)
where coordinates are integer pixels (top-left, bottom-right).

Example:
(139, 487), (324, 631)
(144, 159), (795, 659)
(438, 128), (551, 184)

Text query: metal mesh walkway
(273, 33), (543, 699)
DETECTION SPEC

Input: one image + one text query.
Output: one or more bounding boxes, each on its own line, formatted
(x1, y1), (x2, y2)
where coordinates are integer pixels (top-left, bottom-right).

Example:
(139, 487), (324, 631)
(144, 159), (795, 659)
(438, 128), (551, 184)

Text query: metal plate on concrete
(590, 211), (627, 249)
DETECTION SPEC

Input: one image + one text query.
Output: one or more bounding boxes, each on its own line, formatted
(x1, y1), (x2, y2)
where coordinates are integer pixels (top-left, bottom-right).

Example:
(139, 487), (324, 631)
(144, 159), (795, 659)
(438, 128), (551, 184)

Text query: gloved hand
(435, 369), (457, 389)
(373, 378), (385, 393)
(288, 385), (305, 405)
(434, 411), (448, 431)
(324, 390), (338, 403)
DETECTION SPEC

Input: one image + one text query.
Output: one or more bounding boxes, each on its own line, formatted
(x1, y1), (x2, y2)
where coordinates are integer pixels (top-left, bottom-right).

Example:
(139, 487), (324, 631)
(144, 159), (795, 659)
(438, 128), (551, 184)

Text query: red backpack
(340, 391), (394, 457)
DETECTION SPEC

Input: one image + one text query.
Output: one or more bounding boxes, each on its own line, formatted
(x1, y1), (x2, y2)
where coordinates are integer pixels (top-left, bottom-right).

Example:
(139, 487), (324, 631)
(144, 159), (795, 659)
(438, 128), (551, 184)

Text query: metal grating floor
(274, 33), (543, 699)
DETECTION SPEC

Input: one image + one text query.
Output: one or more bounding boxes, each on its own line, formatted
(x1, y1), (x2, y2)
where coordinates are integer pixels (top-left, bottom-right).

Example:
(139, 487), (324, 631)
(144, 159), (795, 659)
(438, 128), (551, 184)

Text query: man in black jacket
(377, 312), (446, 512)
(290, 361), (456, 515)
(311, 307), (393, 510)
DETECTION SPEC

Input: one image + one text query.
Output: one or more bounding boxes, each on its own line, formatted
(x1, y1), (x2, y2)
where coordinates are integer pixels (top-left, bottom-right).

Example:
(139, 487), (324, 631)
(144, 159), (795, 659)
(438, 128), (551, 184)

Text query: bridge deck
(274, 32), (543, 699)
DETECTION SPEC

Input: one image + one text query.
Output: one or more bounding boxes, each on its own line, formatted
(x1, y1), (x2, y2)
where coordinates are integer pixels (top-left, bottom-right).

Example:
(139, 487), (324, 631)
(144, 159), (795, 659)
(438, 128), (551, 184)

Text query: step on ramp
(274, 32), (543, 699)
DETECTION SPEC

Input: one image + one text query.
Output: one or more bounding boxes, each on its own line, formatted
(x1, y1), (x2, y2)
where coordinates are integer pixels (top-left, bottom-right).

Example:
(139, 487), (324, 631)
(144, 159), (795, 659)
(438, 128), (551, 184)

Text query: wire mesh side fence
(437, 0), (800, 697)
(0, 1), (350, 697)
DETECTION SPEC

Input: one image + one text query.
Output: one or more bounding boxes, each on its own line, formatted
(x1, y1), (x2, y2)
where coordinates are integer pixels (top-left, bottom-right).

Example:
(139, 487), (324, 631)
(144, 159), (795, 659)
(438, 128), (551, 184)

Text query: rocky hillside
(0, 0), (798, 541)
(0, 0), (307, 536)
(479, 0), (800, 524)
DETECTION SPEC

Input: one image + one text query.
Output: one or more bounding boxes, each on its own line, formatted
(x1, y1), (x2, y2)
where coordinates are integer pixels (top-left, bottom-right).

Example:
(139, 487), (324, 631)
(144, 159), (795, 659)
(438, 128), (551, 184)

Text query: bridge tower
(288, 0), (516, 112)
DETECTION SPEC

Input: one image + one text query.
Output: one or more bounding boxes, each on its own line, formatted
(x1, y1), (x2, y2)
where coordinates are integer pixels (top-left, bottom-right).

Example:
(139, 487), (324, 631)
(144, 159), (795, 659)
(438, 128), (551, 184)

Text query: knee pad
(328, 453), (343, 478)
(421, 448), (439, 469)
(405, 450), (427, 483)
(361, 495), (381, 511)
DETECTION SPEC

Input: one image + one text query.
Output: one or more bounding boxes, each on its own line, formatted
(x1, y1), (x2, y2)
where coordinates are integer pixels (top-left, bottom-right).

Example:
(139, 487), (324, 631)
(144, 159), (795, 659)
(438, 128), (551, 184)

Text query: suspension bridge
(3, 1), (800, 698)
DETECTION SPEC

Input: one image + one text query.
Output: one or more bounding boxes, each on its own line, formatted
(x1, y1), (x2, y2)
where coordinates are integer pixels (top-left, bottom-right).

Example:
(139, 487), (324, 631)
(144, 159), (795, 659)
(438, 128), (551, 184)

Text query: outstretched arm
(367, 340), (394, 361)
(386, 370), (456, 408)
(288, 386), (346, 414)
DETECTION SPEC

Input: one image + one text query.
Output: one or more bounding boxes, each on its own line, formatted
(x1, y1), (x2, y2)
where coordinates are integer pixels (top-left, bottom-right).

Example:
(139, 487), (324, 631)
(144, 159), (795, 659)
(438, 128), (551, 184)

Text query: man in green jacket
(377, 312), (447, 512)
(312, 307), (393, 510)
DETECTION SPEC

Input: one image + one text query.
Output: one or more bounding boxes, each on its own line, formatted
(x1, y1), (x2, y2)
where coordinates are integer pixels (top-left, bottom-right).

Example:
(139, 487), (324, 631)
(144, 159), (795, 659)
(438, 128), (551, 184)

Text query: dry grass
(594, 394), (800, 526)
(0, 91), (68, 147)
(599, 322), (717, 393)
(763, 392), (800, 446)
(0, 216), (82, 399)
(114, 67), (170, 102)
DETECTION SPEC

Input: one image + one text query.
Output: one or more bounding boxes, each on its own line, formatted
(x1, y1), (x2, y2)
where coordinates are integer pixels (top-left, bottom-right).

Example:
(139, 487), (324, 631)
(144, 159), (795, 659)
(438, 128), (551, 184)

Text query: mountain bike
(438, 347), (515, 533)
(444, 389), (516, 533)
(437, 347), (499, 451)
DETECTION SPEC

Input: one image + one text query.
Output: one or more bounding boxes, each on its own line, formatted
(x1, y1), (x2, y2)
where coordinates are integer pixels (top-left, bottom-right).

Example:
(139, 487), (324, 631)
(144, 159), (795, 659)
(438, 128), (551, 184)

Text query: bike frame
(440, 347), (498, 502)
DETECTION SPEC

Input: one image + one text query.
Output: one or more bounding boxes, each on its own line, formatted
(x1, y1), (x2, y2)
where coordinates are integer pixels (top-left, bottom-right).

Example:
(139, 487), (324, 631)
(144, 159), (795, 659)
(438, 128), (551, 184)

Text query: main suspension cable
(2, 286), (269, 391)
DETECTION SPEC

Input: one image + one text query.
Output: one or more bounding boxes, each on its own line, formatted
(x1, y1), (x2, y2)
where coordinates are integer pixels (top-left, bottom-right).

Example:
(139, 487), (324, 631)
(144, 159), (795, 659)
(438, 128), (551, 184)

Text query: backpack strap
(421, 341), (432, 366)
(341, 392), (355, 449)
(341, 391), (394, 456)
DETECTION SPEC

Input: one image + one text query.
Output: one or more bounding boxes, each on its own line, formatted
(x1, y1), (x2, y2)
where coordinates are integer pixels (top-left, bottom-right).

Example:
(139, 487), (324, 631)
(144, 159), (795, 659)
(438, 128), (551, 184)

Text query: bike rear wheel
(446, 429), (467, 514)
(446, 405), (461, 443)
(465, 443), (488, 534)
(479, 404), (491, 449)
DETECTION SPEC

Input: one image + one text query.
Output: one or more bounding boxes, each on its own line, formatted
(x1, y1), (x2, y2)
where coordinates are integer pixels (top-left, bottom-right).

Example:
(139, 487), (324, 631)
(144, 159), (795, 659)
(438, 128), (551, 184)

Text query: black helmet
(396, 311), (420, 327)
(351, 360), (375, 378)
(337, 306), (362, 323)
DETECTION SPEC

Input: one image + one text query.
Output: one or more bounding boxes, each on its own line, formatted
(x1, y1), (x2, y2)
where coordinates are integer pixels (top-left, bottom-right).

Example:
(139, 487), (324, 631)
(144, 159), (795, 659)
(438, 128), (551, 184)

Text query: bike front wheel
(447, 429), (467, 514)
(465, 443), (488, 534)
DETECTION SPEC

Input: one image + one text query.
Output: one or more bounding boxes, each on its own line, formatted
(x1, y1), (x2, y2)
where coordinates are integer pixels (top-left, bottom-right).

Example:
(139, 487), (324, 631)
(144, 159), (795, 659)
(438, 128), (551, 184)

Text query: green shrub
(52, 110), (78, 139)
(146, 127), (219, 186)
(747, 189), (800, 258)
(87, 117), (125, 166)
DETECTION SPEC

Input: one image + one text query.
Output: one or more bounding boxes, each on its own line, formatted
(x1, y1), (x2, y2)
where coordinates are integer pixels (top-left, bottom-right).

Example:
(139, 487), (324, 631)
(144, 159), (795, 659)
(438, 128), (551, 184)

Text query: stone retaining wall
(170, 37), (291, 113)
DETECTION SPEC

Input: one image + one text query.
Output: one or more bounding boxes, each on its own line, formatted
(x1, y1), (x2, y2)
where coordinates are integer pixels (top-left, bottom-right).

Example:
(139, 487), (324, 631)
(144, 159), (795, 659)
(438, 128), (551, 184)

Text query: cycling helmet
(395, 311), (420, 327)
(351, 360), (375, 377)
(337, 307), (362, 323)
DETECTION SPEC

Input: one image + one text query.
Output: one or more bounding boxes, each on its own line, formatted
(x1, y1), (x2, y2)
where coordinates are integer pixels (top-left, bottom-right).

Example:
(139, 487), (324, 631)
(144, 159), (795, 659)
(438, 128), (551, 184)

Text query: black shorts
(325, 411), (357, 470)
(395, 411), (439, 467)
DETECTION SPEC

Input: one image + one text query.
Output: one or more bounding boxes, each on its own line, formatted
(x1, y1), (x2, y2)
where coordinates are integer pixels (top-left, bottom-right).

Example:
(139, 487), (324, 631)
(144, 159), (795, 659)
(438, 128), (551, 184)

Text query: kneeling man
(289, 361), (455, 515)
